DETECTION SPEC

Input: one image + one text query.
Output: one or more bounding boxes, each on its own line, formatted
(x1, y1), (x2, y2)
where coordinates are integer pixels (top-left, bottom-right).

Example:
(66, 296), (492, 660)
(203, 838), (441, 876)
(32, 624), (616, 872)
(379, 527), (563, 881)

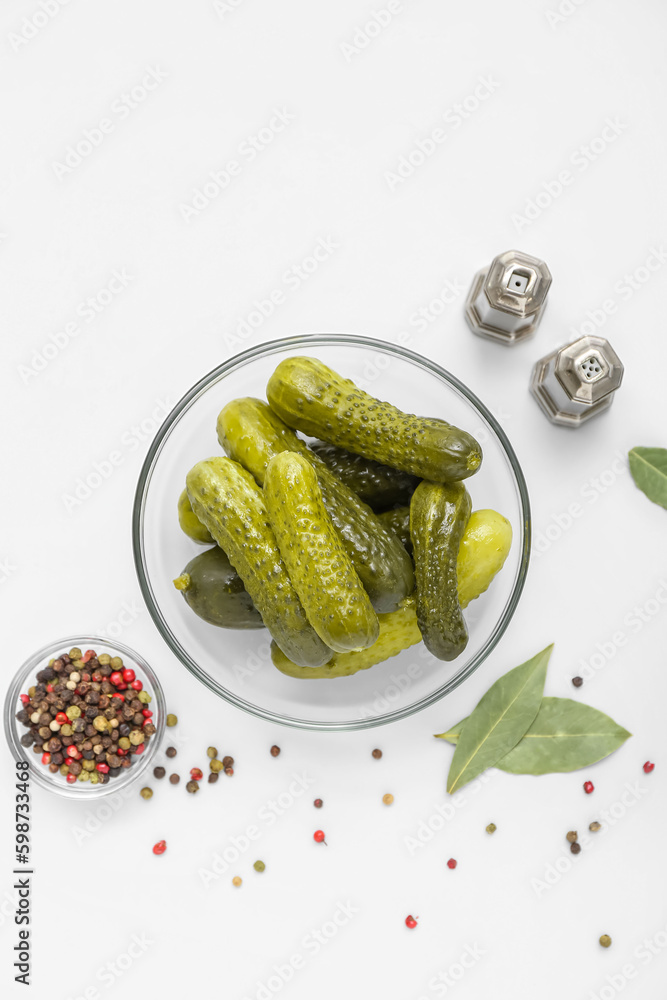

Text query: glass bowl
(4, 636), (166, 798)
(133, 334), (530, 731)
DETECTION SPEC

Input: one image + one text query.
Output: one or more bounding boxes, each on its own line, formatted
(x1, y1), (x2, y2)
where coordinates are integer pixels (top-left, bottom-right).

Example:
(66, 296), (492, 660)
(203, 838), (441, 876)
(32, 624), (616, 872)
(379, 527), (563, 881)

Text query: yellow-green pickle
(266, 357), (483, 482)
(264, 451), (379, 652)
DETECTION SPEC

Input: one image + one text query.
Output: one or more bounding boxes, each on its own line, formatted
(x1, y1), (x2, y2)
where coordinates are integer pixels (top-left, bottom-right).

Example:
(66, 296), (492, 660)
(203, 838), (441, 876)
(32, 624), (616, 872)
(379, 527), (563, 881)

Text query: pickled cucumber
(411, 481), (472, 661)
(271, 597), (420, 679)
(271, 508), (512, 679)
(173, 546), (263, 629)
(178, 488), (214, 544)
(310, 441), (418, 510)
(264, 452), (379, 652)
(186, 457), (331, 667)
(378, 506), (412, 553)
(266, 357), (482, 482)
(217, 398), (414, 612)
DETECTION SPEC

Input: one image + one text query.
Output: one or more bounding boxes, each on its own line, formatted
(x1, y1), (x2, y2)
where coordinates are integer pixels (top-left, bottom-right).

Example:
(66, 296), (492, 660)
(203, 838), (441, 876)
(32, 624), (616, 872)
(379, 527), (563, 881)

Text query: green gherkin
(266, 357), (482, 482)
(410, 480), (472, 661)
(264, 452), (379, 653)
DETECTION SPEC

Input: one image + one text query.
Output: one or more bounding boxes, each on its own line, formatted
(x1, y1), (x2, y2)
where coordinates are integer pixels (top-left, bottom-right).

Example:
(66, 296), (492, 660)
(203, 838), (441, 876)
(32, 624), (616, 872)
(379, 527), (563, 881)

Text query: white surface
(2, 2), (666, 998)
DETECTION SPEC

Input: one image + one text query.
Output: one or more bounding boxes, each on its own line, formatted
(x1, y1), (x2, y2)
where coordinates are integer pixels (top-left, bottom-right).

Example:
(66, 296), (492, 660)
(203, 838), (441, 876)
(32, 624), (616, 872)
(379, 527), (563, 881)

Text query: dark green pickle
(310, 441), (419, 511)
(378, 506), (412, 554)
(410, 481), (472, 661)
(173, 545), (264, 630)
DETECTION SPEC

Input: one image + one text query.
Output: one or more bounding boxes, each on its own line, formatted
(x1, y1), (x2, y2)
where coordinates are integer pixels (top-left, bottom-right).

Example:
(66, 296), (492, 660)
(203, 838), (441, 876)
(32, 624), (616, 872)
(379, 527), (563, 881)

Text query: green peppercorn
(138, 691), (151, 704)
(166, 713), (178, 727)
(82, 760), (95, 772)
(253, 860), (265, 873)
(89, 771), (99, 784)
(78, 770), (90, 782)
(118, 737), (131, 750)
(69, 647), (82, 660)
(60, 724), (73, 737)
(599, 935), (612, 948)
(110, 656), (123, 669)
(129, 730), (144, 745)
(66, 705), (81, 720)
(98, 653), (111, 665)
(486, 823), (497, 834)
(59, 764), (69, 776)
(93, 715), (108, 732)
(210, 759), (223, 773)
(207, 746), (218, 758)
(140, 787), (153, 800)
(186, 780), (199, 794)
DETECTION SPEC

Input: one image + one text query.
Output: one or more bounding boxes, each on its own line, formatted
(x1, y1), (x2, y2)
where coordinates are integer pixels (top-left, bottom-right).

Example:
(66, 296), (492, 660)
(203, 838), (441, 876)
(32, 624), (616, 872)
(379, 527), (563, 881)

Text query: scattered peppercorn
(222, 756), (234, 768)
(270, 745), (281, 757)
(566, 831), (578, 844)
(232, 876), (242, 887)
(153, 840), (167, 856)
(140, 787), (153, 800)
(253, 860), (265, 872)
(169, 773), (180, 785)
(210, 759), (223, 773)
(154, 766), (166, 779)
(208, 773), (219, 784)
(190, 768), (203, 781)
(570, 842), (581, 855)
(207, 746), (218, 758)
(371, 748), (382, 759)
(314, 830), (326, 844)
(589, 821), (601, 832)
(572, 676), (583, 688)
(405, 915), (418, 929)
(224, 766), (234, 776)
(166, 714), (178, 727)
(447, 858), (457, 869)
(486, 823), (496, 834)
(314, 798), (323, 808)
(186, 780), (199, 794)
(643, 761), (655, 774)
(382, 793), (394, 805)
(166, 746), (177, 758)
(599, 935), (612, 948)
(584, 781), (594, 794)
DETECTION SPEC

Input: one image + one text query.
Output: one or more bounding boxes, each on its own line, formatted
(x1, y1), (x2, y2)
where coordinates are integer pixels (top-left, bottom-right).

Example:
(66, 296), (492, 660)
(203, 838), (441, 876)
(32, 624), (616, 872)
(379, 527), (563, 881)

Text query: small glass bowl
(4, 636), (166, 799)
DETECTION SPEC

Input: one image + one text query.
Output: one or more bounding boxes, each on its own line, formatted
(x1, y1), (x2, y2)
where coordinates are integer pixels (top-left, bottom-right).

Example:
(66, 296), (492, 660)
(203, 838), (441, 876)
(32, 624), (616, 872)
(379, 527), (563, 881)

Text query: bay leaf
(437, 697), (631, 774)
(445, 644), (552, 793)
(628, 447), (667, 509)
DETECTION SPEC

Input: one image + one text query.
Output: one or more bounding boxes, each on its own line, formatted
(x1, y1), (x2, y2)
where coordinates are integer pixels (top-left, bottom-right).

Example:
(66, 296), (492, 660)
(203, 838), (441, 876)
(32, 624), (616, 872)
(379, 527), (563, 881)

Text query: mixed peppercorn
(15, 647), (155, 786)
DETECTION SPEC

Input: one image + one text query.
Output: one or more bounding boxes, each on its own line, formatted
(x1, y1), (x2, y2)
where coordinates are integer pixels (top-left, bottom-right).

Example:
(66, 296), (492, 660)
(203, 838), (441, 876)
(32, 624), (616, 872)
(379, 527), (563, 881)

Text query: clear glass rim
(5, 635), (166, 798)
(132, 333), (531, 732)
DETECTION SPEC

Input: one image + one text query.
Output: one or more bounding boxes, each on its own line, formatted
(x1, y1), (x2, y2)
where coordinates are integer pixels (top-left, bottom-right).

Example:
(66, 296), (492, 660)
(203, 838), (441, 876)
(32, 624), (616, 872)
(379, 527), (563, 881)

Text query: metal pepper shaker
(465, 249), (552, 345)
(530, 335), (624, 426)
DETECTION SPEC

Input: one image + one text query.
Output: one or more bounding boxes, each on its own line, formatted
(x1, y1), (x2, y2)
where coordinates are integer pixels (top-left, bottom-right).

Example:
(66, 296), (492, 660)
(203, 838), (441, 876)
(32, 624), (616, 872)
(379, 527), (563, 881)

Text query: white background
(2, 1), (667, 998)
